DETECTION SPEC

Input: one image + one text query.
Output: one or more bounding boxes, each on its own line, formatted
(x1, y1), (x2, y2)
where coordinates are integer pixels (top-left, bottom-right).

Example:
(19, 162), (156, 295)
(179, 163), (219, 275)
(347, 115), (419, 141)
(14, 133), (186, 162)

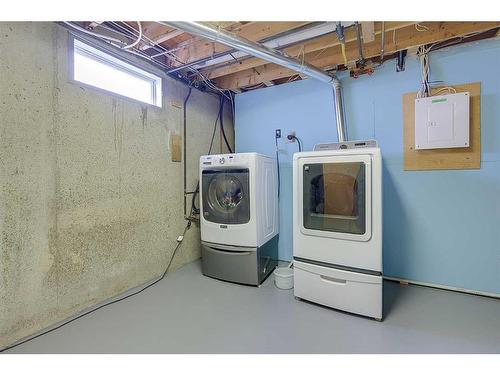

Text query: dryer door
(202, 168), (250, 225)
(299, 155), (372, 242)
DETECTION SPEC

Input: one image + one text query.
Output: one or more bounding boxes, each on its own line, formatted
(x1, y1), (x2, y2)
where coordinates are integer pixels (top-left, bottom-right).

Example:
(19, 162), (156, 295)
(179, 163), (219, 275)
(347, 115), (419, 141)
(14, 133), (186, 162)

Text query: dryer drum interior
(303, 161), (366, 235)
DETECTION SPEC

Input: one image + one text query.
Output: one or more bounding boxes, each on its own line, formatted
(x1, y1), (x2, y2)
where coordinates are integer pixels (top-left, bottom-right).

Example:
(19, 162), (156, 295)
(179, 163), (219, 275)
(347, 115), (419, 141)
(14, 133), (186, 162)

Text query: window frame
(69, 36), (163, 108)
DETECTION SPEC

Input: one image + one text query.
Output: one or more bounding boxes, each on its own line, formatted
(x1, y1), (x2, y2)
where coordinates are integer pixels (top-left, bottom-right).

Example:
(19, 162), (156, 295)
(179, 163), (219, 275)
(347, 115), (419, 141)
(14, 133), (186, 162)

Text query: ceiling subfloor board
(202, 22), (415, 80)
(171, 21), (312, 67)
(213, 22), (500, 90)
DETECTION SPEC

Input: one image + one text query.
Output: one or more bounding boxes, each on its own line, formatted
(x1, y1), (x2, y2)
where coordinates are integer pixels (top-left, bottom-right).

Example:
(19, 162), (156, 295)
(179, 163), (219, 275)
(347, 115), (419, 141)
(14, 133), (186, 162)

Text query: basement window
(72, 39), (162, 107)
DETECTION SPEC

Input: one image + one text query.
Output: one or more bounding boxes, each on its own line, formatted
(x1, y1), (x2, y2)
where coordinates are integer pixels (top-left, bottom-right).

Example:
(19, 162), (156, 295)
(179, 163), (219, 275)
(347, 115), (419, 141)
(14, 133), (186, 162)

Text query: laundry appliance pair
(198, 141), (383, 320)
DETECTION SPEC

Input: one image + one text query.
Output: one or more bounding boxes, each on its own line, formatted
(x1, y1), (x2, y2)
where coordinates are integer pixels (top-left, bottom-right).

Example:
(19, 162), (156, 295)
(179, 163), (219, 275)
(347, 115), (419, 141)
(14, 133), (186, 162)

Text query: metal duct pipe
(166, 22), (332, 73)
(166, 21), (348, 142)
(333, 85), (347, 142)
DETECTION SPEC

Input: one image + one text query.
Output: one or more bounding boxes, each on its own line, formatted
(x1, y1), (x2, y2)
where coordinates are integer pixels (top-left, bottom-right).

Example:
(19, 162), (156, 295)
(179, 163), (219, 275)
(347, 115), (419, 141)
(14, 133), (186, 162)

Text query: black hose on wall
(183, 87), (193, 219)
(219, 96), (233, 153)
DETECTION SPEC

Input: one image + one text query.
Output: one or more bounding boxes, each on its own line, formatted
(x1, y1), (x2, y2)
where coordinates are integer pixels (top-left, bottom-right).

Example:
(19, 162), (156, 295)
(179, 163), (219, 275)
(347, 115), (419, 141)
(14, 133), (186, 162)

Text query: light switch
(414, 92), (470, 150)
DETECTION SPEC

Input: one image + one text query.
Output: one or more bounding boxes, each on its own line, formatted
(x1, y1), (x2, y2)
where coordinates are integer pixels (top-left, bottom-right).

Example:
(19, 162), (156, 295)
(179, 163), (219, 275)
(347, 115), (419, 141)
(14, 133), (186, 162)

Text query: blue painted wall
(235, 39), (500, 296)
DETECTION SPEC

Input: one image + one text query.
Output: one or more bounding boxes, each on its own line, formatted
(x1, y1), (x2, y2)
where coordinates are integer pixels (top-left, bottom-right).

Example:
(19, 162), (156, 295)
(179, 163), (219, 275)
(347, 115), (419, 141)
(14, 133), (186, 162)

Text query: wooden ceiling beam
(213, 22), (500, 90)
(168, 22), (245, 49)
(141, 28), (185, 50)
(140, 22), (243, 51)
(202, 22), (415, 79)
(171, 21), (311, 66)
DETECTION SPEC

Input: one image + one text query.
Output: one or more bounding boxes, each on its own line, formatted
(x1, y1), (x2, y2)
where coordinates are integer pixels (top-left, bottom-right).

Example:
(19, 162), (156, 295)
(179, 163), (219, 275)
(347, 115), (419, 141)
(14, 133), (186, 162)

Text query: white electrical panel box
(414, 92), (470, 150)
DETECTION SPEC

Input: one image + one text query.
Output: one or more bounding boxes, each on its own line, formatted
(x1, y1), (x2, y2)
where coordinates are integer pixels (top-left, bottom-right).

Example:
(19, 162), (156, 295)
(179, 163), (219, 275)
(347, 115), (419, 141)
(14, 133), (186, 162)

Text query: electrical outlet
(275, 129), (281, 139)
(285, 131), (296, 143)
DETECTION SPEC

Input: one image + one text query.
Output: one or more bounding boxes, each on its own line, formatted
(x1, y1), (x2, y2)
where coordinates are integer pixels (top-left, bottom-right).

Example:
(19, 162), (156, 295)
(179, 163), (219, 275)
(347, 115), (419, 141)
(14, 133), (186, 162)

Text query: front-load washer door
(202, 168), (250, 225)
(299, 155), (372, 242)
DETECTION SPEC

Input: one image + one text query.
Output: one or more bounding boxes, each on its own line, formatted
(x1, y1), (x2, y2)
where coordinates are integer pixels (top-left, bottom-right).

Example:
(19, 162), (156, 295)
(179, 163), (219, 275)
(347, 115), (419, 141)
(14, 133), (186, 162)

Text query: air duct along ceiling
(166, 21), (348, 142)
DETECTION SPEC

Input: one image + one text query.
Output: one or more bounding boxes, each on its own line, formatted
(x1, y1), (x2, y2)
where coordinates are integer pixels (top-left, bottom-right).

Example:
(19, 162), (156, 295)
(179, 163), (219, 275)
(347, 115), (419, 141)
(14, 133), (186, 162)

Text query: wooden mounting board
(170, 134), (182, 162)
(403, 82), (481, 171)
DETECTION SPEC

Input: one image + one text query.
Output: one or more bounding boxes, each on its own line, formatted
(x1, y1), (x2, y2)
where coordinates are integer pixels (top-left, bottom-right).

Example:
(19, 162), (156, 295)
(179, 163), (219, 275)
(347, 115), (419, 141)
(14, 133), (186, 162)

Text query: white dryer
(199, 152), (279, 285)
(292, 140), (383, 320)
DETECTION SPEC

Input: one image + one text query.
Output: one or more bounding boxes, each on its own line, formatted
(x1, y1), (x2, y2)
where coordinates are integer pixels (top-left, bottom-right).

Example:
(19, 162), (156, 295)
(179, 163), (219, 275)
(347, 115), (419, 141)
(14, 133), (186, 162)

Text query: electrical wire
(122, 21), (142, 49)
(183, 86), (199, 220)
(65, 22), (172, 71)
(286, 134), (303, 152)
(76, 21), (234, 98)
(64, 21), (143, 51)
(293, 136), (303, 152)
(62, 21), (127, 45)
(380, 21), (386, 63)
(192, 94), (233, 216)
(207, 97), (223, 155)
(186, 88), (233, 220)
(219, 96), (234, 153)
(195, 70), (233, 101)
(275, 135), (281, 198)
(433, 87), (457, 95)
(116, 22), (235, 99)
(340, 42), (348, 67)
(415, 23), (429, 32)
(0, 221), (192, 353)
(335, 22), (348, 67)
(416, 44), (433, 98)
(416, 45), (462, 98)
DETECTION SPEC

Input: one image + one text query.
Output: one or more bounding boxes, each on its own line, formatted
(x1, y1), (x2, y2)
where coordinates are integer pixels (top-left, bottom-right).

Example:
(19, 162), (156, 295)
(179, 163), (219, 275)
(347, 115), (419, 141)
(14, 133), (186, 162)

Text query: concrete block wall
(0, 22), (233, 349)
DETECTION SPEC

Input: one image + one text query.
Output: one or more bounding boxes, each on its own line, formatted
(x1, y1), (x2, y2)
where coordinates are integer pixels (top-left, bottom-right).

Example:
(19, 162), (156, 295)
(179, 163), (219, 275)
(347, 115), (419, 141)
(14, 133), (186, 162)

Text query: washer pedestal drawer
(201, 235), (278, 286)
(294, 260), (382, 320)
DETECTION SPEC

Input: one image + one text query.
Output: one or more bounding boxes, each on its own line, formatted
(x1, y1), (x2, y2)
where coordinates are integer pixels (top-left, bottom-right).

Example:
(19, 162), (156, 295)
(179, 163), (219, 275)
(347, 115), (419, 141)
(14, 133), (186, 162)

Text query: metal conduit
(166, 21), (348, 142)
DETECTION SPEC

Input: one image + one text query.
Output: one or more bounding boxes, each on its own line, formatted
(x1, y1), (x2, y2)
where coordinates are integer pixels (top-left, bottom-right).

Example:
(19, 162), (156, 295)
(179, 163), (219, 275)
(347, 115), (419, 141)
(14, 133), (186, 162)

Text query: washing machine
(199, 152), (279, 286)
(292, 140), (383, 320)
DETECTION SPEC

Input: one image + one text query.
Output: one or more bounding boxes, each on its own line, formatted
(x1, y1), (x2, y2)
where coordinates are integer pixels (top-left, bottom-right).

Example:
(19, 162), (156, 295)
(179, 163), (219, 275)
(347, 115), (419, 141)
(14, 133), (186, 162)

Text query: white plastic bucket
(274, 267), (294, 290)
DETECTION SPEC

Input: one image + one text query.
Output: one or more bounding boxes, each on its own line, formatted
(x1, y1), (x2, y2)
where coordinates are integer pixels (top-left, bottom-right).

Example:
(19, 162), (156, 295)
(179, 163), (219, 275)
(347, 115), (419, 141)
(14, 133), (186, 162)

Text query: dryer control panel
(314, 139), (378, 151)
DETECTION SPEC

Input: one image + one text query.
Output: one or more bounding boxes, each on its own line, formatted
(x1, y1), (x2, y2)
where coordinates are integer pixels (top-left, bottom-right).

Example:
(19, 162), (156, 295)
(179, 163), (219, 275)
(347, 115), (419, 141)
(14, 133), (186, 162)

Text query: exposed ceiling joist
(74, 21), (500, 93)
(141, 29), (185, 50)
(171, 21), (311, 66)
(202, 22), (414, 80)
(213, 21), (500, 90)
(189, 22), (340, 71)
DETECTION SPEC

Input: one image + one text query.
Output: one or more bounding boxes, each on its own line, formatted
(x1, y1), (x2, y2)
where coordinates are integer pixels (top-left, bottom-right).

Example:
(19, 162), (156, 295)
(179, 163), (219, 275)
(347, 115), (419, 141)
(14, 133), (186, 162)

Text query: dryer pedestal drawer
(201, 236), (278, 286)
(294, 260), (382, 320)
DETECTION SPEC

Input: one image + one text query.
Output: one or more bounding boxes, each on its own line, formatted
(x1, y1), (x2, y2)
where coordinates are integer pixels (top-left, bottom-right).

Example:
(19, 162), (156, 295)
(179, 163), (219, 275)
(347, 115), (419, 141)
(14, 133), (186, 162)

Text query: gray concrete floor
(6, 260), (500, 353)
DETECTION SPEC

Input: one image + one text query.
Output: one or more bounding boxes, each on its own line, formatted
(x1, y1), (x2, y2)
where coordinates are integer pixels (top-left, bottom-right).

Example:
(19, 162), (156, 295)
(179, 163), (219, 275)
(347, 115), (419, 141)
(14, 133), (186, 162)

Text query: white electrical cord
(122, 21), (142, 49)
(62, 21), (125, 45)
(416, 44), (433, 98)
(416, 43), (461, 98)
(415, 23), (429, 32)
(415, 30), (485, 98)
(433, 86), (457, 95)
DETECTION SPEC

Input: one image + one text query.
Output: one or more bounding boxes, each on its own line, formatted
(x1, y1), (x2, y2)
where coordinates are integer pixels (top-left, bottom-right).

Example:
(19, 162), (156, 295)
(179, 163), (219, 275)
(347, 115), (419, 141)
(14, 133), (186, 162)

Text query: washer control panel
(200, 154), (238, 166)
